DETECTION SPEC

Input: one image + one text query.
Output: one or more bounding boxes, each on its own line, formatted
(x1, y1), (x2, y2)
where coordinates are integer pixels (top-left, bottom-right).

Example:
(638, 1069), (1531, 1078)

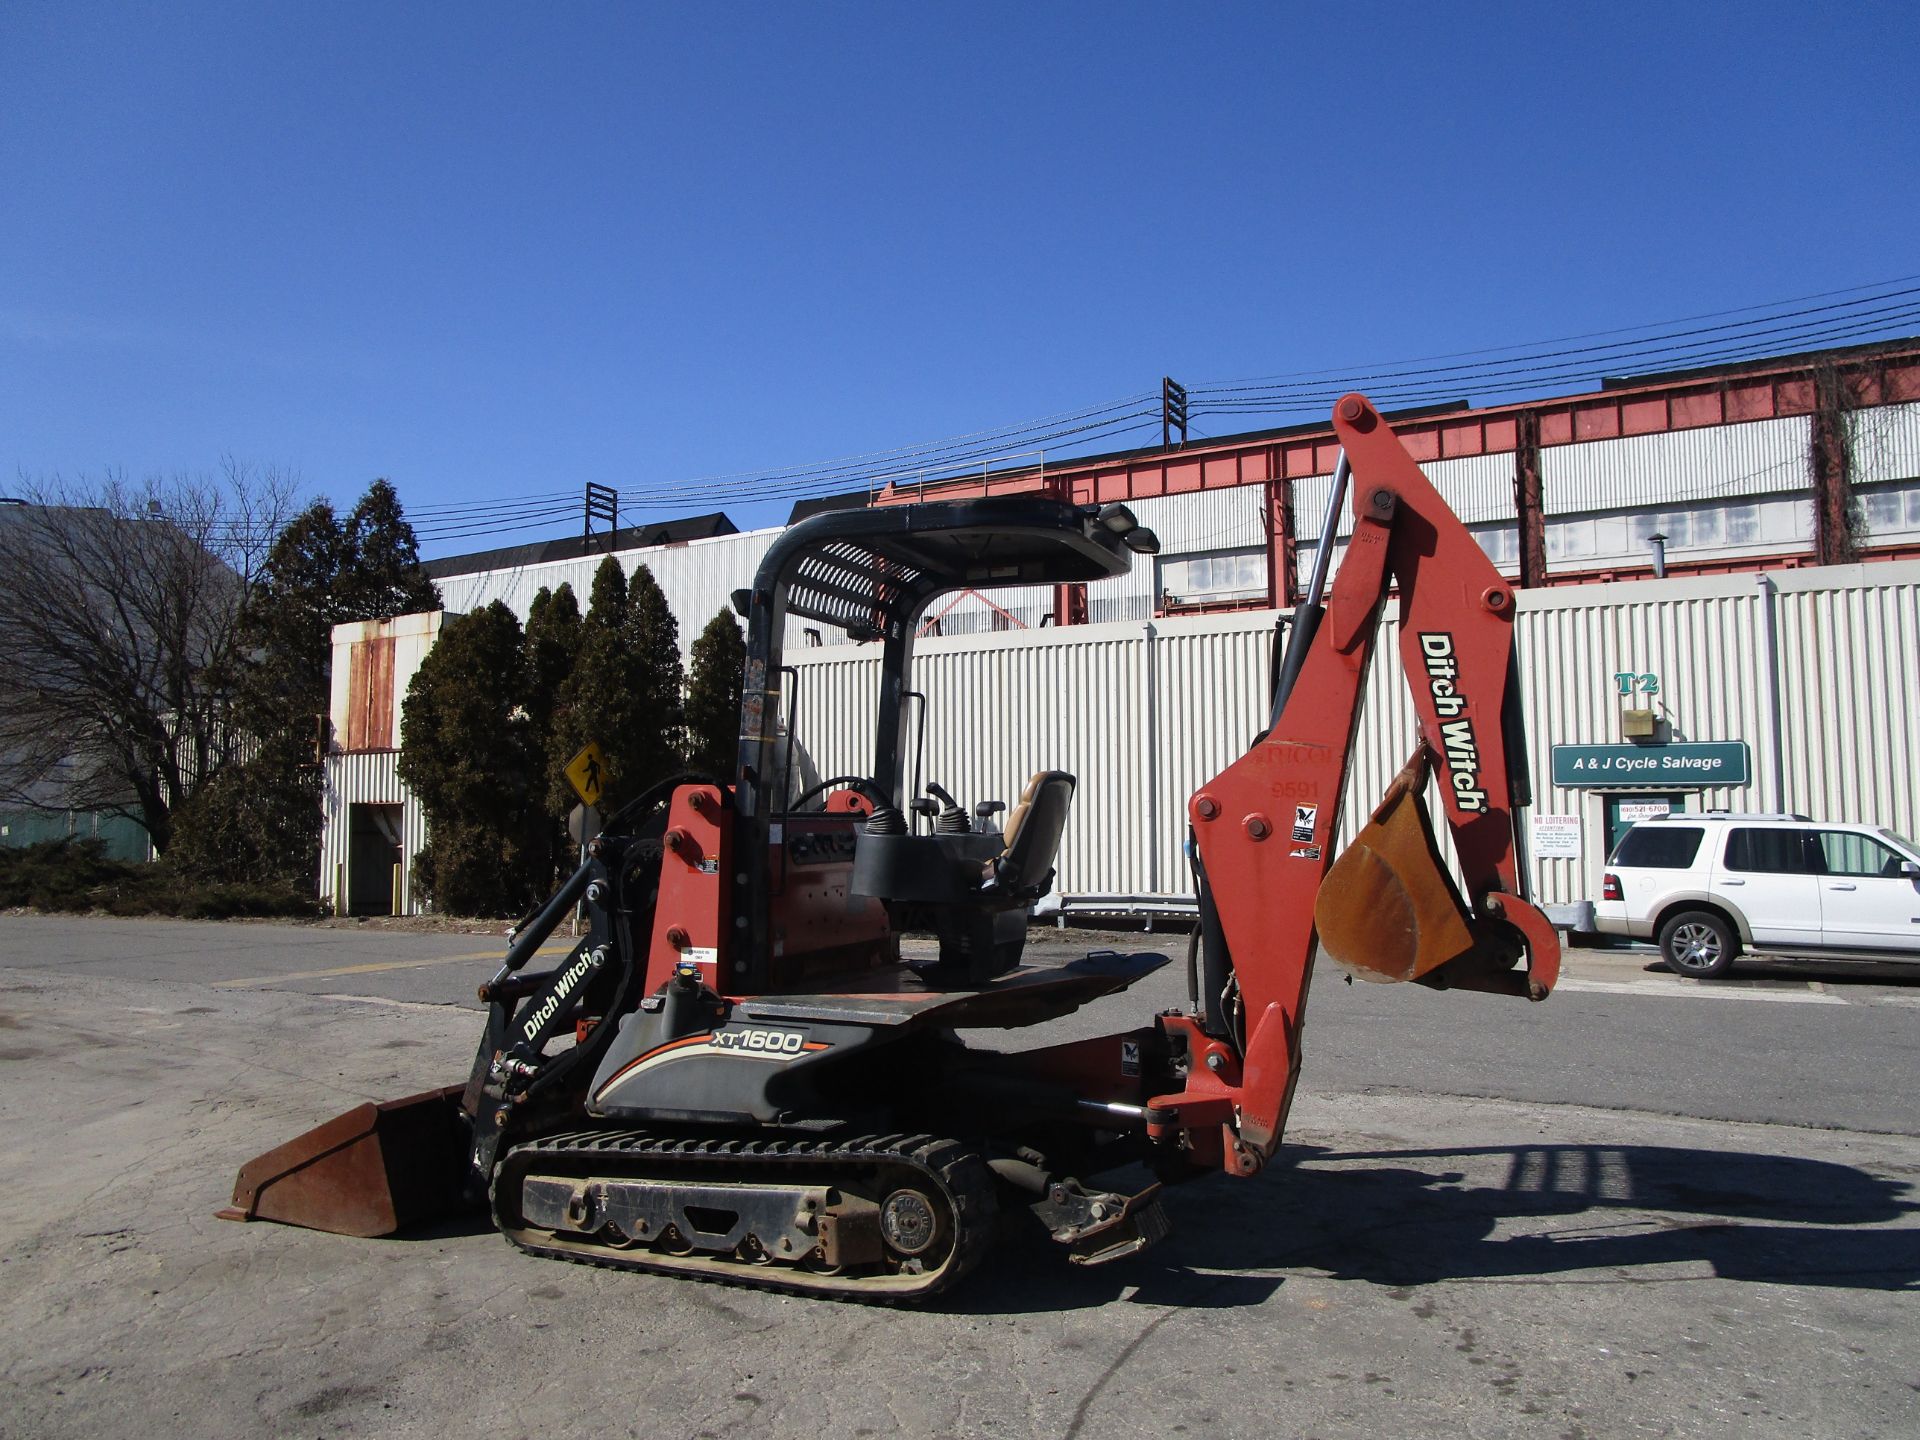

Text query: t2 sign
(1613, 671), (1660, 699)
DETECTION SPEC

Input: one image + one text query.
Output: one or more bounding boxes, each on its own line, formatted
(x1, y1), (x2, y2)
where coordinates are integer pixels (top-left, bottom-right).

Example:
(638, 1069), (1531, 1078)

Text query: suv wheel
(1659, 911), (1736, 979)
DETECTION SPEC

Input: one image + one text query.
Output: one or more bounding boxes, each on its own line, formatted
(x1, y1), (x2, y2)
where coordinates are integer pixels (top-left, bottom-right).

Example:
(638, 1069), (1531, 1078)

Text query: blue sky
(4, 3), (1917, 553)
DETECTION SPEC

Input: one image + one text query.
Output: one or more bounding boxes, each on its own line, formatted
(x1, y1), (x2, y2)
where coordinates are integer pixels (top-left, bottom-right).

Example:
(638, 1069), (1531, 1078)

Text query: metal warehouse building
(319, 340), (1920, 918)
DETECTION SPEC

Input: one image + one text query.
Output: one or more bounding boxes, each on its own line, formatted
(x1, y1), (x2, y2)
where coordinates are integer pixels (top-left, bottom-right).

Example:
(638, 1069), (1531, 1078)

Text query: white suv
(1593, 813), (1920, 977)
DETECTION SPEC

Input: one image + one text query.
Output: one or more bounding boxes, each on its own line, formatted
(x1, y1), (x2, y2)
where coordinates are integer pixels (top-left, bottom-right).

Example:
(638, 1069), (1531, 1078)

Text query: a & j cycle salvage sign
(1550, 741), (1750, 788)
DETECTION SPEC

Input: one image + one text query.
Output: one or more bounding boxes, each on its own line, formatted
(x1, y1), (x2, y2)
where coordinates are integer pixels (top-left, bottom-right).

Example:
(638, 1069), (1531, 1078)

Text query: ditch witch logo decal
(521, 950), (597, 1043)
(1418, 632), (1490, 813)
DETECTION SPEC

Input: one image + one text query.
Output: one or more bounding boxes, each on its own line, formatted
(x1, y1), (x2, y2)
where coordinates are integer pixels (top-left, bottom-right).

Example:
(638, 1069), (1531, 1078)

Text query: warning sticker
(1120, 1040), (1141, 1077)
(1291, 804), (1318, 843)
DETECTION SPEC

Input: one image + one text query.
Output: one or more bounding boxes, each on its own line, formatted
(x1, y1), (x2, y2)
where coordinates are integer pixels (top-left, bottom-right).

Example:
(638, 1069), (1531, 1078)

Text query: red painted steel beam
(871, 343), (1920, 609)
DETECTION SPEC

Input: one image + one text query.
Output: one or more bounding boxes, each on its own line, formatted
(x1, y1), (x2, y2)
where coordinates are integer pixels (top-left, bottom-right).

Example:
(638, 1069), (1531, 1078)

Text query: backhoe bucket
(1315, 754), (1484, 986)
(216, 1085), (473, 1238)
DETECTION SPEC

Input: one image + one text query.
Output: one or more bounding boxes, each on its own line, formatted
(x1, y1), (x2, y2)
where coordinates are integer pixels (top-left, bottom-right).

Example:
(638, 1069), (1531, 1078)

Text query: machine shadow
(954, 1140), (1920, 1315)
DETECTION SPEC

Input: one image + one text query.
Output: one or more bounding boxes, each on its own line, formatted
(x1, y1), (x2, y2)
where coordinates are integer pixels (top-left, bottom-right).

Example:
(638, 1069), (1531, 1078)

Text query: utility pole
(1161, 377), (1188, 449)
(584, 482), (618, 552)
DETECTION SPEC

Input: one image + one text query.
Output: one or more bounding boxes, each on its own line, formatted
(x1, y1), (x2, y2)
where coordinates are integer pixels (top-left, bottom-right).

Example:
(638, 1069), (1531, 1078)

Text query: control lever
(924, 782), (970, 834)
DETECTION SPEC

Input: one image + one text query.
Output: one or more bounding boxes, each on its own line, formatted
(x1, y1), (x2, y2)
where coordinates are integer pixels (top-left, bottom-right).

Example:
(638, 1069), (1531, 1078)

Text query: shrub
(0, 839), (317, 919)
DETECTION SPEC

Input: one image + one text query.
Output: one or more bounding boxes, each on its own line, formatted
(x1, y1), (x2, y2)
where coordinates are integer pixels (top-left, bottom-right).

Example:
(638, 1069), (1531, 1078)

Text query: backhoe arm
(1151, 393), (1560, 1177)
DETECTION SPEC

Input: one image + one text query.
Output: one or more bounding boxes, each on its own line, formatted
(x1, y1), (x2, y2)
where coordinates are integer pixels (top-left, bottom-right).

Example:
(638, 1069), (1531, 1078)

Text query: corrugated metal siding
(790, 562), (1920, 914)
(1086, 563), (1155, 625)
(356, 544), (1920, 917)
(1513, 578), (1770, 898)
(1541, 415), (1810, 514)
(1291, 452), (1519, 539)
(1148, 617), (1277, 892)
(318, 750), (428, 915)
(1773, 568), (1920, 843)
(1128, 489), (1267, 553)
(435, 528), (787, 658)
(1850, 401), (1920, 485)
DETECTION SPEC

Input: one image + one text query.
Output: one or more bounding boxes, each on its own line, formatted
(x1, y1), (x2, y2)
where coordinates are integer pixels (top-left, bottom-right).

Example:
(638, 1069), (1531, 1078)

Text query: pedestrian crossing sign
(565, 741), (610, 806)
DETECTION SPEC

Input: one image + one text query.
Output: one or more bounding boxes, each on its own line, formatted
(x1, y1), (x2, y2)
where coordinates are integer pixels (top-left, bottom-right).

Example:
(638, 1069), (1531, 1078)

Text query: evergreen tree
(397, 601), (543, 915)
(169, 502), (344, 888)
(523, 583), (583, 884)
(685, 609), (746, 779)
(340, 478), (441, 618)
(618, 563), (686, 800)
(171, 480), (439, 891)
(547, 556), (633, 815)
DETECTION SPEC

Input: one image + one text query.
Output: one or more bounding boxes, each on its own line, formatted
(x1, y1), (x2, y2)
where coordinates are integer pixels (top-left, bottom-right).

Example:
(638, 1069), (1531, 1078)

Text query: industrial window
(1551, 498), (1796, 568)
(1723, 503), (1761, 544)
(1292, 538), (1348, 581)
(1610, 825), (1704, 869)
(1472, 525), (1519, 566)
(1631, 511), (1686, 550)
(1158, 548), (1267, 607)
(1860, 481), (1920, 537)
(1546, 517), (1596, 561)
(1723, 827), (1815, 874)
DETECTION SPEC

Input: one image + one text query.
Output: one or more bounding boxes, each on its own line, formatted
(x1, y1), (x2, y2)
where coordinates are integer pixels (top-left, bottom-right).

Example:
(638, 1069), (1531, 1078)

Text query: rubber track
(492, 1128), (998, 1305)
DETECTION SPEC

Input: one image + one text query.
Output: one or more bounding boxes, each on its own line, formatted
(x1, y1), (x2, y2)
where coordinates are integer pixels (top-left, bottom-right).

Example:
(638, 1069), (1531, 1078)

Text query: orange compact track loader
(222, 394), (1560, 1300)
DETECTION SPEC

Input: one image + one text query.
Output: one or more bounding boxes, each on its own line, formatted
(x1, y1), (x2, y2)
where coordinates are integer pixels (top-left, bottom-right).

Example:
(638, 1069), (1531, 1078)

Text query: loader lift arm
(1151, 391), (1560, 1178)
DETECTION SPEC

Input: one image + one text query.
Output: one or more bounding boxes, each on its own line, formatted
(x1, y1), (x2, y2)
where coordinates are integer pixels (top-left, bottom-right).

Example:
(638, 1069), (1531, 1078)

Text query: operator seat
(987, 770), (1076, 897)
(850, 770), (1079, 986)
(929, 769), (1076, 984)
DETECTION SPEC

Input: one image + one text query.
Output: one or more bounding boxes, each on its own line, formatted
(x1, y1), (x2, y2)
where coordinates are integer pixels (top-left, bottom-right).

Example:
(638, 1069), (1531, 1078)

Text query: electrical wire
(410, 277), (1920, 550)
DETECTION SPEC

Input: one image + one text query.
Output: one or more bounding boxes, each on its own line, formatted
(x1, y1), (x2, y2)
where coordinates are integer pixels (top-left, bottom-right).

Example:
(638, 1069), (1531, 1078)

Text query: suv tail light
(1601, 872), (1622, 901)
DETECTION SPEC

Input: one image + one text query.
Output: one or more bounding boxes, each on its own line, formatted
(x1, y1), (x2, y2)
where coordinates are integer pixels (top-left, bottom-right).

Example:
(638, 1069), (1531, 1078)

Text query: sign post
(563, 744), (609, 936)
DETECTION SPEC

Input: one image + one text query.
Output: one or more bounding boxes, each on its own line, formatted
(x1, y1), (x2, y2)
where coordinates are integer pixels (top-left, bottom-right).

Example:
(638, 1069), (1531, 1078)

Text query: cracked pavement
(1, 915), (1917, 1438)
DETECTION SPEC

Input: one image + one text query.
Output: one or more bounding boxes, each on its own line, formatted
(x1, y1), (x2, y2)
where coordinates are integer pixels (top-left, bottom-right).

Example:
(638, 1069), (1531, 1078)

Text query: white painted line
(214, 943), (569, 989)
(1555, 977), (1847, 1005)
(312, 993), (473, 1013)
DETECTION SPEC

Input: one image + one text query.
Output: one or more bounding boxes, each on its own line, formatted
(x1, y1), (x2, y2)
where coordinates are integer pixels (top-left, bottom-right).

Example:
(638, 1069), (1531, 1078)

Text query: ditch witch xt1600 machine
(223, 394), (1560, 1301)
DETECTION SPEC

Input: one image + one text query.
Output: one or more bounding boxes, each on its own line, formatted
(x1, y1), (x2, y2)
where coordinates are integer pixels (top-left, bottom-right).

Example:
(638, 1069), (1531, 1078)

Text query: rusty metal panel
(1540, 415), (1811, 514)
(332, 613), (442, 755)
(344, 641), (372, 751)
(344, 635), (395, 750)
(375, 640), (396, 748)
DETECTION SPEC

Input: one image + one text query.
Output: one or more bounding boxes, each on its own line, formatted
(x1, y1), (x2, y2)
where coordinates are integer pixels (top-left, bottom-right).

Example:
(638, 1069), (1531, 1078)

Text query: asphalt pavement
(0, 912), (1916, 1439)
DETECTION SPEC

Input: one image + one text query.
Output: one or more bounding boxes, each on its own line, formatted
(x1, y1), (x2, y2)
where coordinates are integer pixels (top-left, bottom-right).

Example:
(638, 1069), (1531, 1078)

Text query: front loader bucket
(216, 1085), (473, 1238)
(1315, 755), (1483, 986)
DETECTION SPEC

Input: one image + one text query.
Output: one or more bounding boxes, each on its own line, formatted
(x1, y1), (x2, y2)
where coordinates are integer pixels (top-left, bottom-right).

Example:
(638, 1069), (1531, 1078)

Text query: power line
(412, 277), (1920, 550)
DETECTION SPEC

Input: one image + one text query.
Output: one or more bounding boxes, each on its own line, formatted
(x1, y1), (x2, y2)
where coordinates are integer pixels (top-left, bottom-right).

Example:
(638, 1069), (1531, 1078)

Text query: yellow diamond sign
(564, 741), (610, 806)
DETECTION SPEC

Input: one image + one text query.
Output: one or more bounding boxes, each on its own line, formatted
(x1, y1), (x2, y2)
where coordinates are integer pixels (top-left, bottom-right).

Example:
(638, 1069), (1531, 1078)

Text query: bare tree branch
(0, 464), (303, 850)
